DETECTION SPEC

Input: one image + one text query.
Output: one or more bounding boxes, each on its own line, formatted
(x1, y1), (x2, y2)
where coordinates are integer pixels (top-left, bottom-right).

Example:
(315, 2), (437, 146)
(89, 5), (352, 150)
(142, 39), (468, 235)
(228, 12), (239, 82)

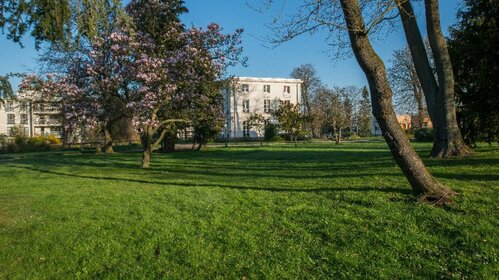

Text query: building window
(264, 99), (271, 113)
(283, 100), (291, 106)
(263, 85), (271, 93)
(38, 116), (46, 125)
(7, 114), (15, 124)
(241, 84), (249, 93)
(243, 121), (250, 138)
(284, 85), (290, 93)
(243, 99), (250, 112)
(20, 114), (28, 124)
(6, 101), (14, 112)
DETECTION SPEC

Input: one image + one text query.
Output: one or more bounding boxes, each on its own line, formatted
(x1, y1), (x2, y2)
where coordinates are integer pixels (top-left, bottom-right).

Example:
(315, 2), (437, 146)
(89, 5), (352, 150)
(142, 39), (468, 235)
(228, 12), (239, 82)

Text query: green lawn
(0, 142), (498, 279)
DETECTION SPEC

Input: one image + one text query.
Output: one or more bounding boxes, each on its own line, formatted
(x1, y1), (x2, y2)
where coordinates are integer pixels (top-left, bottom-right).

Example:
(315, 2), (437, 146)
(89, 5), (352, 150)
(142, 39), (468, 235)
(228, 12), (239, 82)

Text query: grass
(0, 142), (498, 279)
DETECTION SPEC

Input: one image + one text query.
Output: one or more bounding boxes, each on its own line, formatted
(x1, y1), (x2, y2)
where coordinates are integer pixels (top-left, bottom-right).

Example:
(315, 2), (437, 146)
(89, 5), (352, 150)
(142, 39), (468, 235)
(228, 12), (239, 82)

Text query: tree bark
(95, 143), (102, 155)
(396, 0), (437, 123)
(141, 126), (153, 168)
(340, 0), (456, 202)
(424, 0), (472, 158)
(160, 128), (177, 153)
(410, 68), (426, 127)
(103, 124), (114, 154)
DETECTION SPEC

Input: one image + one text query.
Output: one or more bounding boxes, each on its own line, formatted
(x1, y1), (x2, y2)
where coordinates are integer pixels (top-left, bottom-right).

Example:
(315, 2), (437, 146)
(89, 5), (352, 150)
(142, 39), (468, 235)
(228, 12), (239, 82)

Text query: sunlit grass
(0, 142), (498, 279)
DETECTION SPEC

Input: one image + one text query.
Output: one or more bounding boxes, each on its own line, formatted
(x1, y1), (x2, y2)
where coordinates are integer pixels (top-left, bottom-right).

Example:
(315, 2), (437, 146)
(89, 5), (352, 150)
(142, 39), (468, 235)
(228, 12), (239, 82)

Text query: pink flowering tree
(18, 73), (89, 143)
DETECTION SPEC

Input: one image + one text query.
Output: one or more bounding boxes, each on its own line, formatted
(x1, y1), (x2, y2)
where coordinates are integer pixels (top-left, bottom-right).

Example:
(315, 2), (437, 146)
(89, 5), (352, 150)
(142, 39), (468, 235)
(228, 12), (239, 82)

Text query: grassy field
(0, 142), (498, 279)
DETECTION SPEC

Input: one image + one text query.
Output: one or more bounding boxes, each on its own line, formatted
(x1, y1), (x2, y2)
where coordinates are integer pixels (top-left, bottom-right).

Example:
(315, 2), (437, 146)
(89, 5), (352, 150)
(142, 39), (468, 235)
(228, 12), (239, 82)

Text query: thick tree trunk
(396, 0), (437, 123)
(425, 0), (472, 158)
(340, 0), (456, 202)
(141, 127), (153, 168)
(103, 125), (114, 154)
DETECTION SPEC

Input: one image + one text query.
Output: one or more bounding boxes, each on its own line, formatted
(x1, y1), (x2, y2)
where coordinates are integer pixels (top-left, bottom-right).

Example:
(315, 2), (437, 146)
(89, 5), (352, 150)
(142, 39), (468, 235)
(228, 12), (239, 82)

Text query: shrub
(14, 135), (27, 146)
(269, 136), (284, 142)
(6, 143), (20, 153)
(46, 135), (62, 145)
(348, 134), (361, 140)
(264, 124), (278, 141)
(414, 128), (434, 142)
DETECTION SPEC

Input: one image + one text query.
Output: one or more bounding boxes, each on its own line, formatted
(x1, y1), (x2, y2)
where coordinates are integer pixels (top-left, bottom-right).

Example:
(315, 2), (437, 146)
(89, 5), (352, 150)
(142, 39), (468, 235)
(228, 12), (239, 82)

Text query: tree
(388, 45), (428, 126)
(290, 64), (321, 137)
(448, 0), (499, 145)
(247, 113), (266, 146)
(0, 0), (124, 48)
(330, 91), (349, 144)
(357, 86), (371, 137)
(395, 0), (471, 158)
(0, 74), (15, 106)
(265, 0), (456, 202)
(272, 101), (305, 147)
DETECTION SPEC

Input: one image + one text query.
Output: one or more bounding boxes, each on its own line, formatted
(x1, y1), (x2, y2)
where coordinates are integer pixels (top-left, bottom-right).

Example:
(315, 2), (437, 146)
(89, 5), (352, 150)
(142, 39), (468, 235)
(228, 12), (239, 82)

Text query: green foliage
(0, 0), (125, 48)
(1, 133), (62, 153)
(247, 113), (266, 139)
(272, 101), (306, 142)
(269, 135), (284, 142)
(414, 128), (434, 142)
(0, 75), (15, 105)
(264, 123), (278, 141)
(358, 86), (372, 137)
(0, 142), (497, 278)
(449, 0), (499, 144)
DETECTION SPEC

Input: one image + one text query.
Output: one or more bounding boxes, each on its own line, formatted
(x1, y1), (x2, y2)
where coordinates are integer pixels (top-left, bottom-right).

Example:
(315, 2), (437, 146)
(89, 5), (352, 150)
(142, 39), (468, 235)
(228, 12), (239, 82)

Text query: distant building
(0, 93), (63, 138)
(371, 114), (432, 136)
(222, 77), (302, 138)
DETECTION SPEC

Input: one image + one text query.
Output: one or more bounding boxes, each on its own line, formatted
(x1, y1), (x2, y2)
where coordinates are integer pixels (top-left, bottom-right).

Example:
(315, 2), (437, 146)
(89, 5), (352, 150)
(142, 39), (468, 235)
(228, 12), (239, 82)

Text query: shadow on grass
(18, 166), (412, 195)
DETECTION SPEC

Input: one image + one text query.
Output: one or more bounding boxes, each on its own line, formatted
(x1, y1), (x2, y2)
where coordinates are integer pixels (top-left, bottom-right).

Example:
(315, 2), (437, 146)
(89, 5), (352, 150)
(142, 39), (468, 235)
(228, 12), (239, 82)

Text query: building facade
(371, 115), (433, 136)
(222, 77), (302, 138)
(0, 97), (63, 138)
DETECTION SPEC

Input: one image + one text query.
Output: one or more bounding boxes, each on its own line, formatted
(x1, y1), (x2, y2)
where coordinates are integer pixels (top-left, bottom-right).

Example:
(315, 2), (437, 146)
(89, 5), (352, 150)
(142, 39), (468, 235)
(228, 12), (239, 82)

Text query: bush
(1, 135), (61, 153)
(264, 124), (278, 141)
(269, 136), (284, 142)
(46, 135), (62, 145)
(14, 135), (27, 146)
(348, 134), (361, 140)
(5, 143), (20, 153)
(414, 128), (434, 142)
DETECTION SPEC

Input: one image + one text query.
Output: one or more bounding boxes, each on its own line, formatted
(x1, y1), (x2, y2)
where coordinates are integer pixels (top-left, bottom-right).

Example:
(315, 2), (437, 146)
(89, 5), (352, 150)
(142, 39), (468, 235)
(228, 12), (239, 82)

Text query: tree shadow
(18, 166), (412, 195)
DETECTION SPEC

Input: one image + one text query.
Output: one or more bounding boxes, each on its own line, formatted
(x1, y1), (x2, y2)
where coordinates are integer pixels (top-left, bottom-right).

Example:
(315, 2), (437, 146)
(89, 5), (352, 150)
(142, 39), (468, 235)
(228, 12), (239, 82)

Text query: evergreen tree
(358, 86), (372, 137)
(449, 0), (499, 145)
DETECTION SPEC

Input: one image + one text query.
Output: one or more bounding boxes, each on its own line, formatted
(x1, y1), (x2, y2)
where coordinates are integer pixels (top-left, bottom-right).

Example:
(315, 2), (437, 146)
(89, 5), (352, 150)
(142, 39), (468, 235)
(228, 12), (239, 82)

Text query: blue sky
(0, 0), (462, 90)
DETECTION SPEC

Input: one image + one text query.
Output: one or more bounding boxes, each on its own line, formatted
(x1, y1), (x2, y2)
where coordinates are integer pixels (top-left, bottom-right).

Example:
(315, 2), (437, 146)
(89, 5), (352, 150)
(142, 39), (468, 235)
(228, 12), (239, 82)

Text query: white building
(222, 77), (302, 138)
(0, 97), (63, 138)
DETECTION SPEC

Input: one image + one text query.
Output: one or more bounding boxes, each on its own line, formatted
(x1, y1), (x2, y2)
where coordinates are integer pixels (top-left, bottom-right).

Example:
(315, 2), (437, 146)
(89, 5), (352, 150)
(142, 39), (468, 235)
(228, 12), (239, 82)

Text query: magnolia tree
(247, 113), (266, 146)
(19, 74), (80, 142)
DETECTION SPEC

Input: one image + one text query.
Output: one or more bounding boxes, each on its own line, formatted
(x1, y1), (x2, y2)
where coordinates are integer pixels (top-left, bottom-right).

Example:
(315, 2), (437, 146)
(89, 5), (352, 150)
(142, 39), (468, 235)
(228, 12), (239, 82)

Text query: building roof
(235, 77), (302, 84)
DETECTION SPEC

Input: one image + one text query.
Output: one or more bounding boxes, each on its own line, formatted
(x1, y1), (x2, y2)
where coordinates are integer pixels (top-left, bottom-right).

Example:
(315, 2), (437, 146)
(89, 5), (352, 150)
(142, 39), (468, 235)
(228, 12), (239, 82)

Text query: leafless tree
(259, 0), (456, 203)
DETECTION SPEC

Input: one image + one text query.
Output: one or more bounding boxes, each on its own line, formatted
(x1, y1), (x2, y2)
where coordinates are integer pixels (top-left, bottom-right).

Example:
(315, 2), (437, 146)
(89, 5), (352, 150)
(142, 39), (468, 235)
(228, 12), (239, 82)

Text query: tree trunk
(103, 124), (114, 154)
(410, 69), (426, 128)
(141, 126), (153, 168)
(396, 0), (437, 123)
(425, 0), (472, 158)
(340, 0), (456, 202)
(191, 131), (197, 150)
(294, 135), (297, 147)
(160, 128), (176, 153)
(95, 143), (102, 155)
